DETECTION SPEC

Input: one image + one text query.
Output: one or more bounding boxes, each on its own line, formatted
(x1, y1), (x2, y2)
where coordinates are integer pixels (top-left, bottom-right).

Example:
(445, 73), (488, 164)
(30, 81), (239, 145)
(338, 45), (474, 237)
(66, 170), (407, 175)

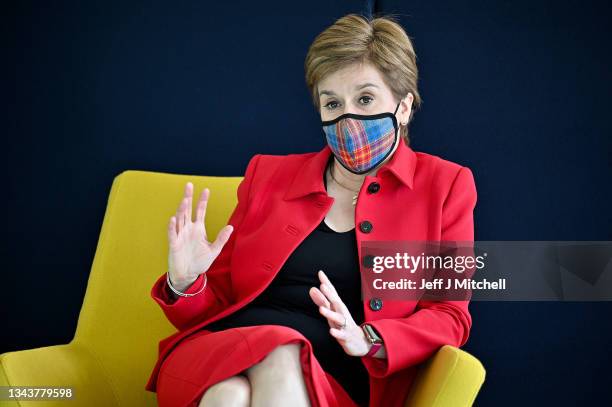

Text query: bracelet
(166, 272), (207, 297)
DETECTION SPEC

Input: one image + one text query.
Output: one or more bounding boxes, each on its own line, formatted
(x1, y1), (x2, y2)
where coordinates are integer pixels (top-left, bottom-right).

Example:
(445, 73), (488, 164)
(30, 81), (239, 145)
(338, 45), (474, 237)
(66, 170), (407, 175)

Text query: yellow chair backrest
(73, 170), (243, 406)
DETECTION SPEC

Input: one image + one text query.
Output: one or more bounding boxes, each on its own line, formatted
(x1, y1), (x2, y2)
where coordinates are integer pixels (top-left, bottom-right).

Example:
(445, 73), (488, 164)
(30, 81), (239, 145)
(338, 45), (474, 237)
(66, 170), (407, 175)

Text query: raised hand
(309, 270), (371, 357)
(167, 182), (234, 292)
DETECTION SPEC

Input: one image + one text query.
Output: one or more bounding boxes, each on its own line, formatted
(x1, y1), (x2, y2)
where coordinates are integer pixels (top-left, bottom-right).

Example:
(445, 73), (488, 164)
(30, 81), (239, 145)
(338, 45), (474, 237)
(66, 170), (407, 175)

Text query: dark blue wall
(4, 1), (611, 405)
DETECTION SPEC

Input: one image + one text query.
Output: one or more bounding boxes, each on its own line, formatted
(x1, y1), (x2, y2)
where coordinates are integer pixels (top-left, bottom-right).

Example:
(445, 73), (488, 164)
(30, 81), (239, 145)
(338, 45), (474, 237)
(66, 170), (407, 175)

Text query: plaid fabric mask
(322, 102), (401, 174)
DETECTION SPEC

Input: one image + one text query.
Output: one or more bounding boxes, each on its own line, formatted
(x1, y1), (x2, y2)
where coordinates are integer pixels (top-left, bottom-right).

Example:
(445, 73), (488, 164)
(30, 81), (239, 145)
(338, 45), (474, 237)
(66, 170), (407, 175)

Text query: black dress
(204, 158), (370, 406)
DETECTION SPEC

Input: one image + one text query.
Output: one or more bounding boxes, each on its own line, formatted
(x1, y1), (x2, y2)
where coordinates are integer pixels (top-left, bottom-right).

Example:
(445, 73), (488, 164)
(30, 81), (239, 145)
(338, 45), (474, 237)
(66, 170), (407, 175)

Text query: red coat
(145, 139), (478, 407)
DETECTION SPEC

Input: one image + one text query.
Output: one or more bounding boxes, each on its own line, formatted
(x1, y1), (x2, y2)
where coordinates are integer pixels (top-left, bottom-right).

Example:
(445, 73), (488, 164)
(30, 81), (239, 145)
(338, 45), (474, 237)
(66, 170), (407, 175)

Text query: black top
(204, 157), (370, 406)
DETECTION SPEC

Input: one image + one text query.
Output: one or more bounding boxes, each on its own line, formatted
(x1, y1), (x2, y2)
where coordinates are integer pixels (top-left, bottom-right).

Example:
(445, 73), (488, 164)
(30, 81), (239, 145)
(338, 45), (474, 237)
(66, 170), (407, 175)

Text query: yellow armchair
(0, 170), (485, 407)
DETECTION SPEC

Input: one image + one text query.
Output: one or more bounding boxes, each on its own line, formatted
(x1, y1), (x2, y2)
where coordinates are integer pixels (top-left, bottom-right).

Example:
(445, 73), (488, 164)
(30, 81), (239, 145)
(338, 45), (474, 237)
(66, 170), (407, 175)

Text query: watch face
(364, 324), (383, 344)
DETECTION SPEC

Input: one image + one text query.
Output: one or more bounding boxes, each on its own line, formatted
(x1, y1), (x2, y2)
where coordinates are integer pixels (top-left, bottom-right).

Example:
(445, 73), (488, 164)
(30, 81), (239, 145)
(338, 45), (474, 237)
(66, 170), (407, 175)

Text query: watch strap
(365, 342), (382, 357)
(361, 323), (383, 357)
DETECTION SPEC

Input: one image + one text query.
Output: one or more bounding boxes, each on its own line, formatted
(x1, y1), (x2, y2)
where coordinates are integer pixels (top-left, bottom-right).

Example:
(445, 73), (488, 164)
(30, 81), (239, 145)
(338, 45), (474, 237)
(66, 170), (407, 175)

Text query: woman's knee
(264, 343), (302, 367)
(198, 374), (250, 407)
(247, 343), (303, 379)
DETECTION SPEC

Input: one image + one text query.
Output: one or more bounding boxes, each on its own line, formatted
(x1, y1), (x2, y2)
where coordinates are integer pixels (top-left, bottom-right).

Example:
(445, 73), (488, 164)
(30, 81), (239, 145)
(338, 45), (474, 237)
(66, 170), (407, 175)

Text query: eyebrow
(318, 83), (380, 97)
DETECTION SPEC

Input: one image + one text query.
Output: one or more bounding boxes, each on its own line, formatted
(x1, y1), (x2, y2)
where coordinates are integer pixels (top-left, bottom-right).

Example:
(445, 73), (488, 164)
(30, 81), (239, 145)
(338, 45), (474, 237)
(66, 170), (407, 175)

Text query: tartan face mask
(322, 101), (401, 175)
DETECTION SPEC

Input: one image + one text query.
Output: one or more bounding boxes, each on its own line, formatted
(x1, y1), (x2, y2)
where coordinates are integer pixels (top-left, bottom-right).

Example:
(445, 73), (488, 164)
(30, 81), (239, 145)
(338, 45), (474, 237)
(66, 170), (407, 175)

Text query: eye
(359, 95), (373, 105)
(323, 101), (339, 110)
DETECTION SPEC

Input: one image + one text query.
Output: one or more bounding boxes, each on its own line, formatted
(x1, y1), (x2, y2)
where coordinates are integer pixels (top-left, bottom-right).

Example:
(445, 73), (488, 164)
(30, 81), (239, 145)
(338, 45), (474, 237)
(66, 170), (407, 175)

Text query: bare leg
(245, 343), (311, 407)
(198, 374), (251, 407)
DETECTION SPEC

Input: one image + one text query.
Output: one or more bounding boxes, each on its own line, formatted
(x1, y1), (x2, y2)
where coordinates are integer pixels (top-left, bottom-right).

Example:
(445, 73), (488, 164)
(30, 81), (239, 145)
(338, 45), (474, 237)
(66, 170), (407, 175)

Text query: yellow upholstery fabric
(403, 345), (486, 407)
(0, 170), (485, 407)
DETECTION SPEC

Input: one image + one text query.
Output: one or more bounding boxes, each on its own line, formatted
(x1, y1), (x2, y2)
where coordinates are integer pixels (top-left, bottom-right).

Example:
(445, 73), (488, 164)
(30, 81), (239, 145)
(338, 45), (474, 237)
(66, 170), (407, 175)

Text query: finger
(318, 271), (345, 308)
(176, 198), (187, 234)
(195, 188), (209, 224)
(318, 270), (339, 296)
(210, 224), (234, 253)
(319, 305), (345, 327)
(309, 287), (331, 309)
(317, 282), (334, 308)
(320, 283), (349, 314)
(319, 269), (331, 284)
(185, 182), (194, 224)
(181, 198), (188, 228)
(168, 216), (178, 248)
(174, 196), (182, 233)
(329, 327), (348, 341)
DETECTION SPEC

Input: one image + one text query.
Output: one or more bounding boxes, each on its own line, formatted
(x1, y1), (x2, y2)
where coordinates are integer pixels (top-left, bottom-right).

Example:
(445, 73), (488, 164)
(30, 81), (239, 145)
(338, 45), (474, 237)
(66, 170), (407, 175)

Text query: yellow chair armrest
(404, 345), (486, 407)
(0, 342), (119, 406)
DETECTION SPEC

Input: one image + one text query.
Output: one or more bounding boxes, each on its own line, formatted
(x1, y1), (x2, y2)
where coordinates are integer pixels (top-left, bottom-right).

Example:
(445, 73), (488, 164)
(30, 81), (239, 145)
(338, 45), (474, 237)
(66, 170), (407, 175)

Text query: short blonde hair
(305, 13), (422, 145)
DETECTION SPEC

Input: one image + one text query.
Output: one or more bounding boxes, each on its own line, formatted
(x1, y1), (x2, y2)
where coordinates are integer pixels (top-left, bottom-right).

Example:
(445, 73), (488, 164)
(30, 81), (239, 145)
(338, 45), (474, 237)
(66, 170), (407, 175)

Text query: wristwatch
(361, 323), (383, 357)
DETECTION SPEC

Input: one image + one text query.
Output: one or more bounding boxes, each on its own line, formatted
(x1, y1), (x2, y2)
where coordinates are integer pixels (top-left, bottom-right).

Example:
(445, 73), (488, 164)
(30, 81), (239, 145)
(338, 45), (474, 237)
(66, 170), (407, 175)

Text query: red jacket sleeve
(361, 166), (478, 378)
(150, 154), (262, 331)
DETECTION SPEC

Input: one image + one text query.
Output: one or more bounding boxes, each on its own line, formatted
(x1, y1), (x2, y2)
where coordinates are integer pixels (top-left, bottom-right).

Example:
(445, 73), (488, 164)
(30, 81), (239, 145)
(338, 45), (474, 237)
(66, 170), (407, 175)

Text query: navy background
(4, 0), (611, 405)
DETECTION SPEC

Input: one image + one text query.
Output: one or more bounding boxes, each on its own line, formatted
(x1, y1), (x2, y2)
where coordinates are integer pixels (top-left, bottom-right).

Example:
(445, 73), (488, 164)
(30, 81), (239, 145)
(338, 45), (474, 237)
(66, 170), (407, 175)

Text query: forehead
(318, 61), (388, 96)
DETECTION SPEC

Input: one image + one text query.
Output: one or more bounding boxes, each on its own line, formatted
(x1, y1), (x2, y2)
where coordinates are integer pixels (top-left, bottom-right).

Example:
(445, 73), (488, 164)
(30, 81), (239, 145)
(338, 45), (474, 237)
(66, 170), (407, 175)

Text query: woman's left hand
(309, 270), (371, 357)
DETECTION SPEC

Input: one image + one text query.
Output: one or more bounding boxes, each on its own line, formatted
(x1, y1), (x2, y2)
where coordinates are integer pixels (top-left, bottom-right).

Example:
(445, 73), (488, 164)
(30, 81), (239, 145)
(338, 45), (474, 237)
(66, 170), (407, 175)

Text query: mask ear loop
(392, 100), (402, 126)
(390, 101), (402, 150)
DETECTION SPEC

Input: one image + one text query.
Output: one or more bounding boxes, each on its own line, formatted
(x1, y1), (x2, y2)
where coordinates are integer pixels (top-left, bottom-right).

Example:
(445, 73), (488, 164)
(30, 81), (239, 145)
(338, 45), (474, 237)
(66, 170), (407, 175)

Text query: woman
(145, 13), (477, 407)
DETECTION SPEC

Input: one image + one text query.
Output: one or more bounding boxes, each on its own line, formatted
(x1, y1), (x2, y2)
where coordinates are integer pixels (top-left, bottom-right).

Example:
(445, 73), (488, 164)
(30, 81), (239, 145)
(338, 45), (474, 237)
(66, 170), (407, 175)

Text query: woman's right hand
(167, 182), (234, 292)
